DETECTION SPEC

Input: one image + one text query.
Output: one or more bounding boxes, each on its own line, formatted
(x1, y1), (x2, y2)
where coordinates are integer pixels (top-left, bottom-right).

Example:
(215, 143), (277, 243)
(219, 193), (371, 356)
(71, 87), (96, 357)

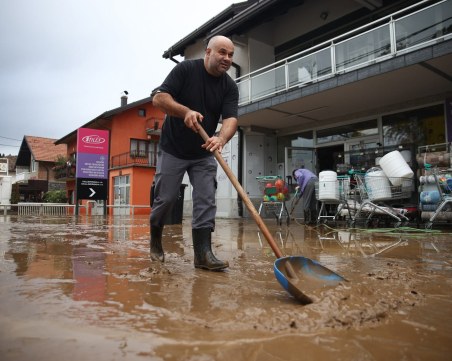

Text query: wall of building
(0, 176), (12, 205)
(131, 166), (154, 214)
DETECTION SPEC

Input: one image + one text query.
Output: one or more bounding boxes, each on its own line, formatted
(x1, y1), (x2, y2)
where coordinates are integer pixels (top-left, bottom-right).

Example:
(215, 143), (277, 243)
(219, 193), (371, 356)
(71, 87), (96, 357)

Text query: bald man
(150, 35), (239, 271)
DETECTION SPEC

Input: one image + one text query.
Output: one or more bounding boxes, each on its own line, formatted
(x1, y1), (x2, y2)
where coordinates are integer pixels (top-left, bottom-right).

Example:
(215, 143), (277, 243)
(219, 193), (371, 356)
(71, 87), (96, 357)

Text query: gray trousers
(302, 178), (318, 211)
(150, 150), (217, 230)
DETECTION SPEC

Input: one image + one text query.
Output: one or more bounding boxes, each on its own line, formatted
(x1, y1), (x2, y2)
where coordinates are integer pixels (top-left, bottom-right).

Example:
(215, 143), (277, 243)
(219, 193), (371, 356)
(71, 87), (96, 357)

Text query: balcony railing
(236, 0), (452, 105)
(15, 171), (32, 183)
(111, 151), (157, 169)
(54, 165), (76, 180)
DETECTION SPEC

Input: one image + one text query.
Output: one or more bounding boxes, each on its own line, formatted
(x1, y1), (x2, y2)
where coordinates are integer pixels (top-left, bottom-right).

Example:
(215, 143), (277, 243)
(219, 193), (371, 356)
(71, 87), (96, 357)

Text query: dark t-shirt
(155, 59), (239, 159)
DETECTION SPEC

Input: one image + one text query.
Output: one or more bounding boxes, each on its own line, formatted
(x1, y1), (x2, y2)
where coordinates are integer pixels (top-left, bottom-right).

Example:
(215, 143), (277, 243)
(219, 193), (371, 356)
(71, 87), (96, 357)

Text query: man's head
(204, 35), (234, 77)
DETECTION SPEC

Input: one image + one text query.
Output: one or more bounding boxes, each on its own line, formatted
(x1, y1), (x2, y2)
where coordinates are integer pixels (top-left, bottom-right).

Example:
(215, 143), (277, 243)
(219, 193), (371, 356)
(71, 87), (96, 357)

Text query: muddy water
(0, 215), (451, 361)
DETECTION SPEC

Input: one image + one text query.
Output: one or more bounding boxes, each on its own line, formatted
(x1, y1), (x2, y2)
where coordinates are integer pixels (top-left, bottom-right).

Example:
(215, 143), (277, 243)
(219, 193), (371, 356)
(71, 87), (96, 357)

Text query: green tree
(42, 190), (68, 203)
(10, 183), (20, 204)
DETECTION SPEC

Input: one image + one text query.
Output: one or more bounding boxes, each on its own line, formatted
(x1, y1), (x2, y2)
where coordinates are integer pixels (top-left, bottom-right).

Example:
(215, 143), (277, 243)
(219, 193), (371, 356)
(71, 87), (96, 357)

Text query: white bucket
(379, 150), (414, 186)
(319, 171), (338, 200)
(365, 170), (391, 200)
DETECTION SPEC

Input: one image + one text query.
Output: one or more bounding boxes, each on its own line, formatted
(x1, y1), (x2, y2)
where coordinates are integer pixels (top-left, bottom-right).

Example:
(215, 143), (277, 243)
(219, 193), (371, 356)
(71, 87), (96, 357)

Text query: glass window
(31, 155), (37, 172)
(316, 119), (378, 144)
(382, 104), (445, 147)
(277, 131), (314, 163)
(130, 139), (148, 157)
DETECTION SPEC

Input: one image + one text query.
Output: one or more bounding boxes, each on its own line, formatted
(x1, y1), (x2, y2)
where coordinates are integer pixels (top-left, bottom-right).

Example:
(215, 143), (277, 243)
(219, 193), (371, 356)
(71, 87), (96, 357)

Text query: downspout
(233, 62), (242, 216)
(237, 127), (243, 217)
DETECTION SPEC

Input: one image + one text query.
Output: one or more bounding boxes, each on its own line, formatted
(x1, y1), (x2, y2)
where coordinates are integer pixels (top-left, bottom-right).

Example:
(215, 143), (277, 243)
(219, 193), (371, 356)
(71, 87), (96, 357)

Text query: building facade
(160, 0), (452, 219)
(56, 96), (164, 215)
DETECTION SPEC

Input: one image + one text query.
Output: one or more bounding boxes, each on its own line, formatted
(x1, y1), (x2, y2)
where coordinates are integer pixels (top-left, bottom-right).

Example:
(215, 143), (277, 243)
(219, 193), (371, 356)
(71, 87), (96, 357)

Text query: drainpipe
(237, 127), (243, 217)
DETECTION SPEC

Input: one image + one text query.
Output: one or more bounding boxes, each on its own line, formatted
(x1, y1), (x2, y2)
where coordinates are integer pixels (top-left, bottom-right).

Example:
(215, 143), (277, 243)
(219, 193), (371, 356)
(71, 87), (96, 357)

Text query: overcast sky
(0, 0), (237, 156)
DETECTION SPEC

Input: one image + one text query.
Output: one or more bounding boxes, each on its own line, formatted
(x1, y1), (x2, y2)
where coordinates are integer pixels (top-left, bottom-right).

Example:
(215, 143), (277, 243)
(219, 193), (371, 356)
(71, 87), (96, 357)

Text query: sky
(0, 0), (237, 156)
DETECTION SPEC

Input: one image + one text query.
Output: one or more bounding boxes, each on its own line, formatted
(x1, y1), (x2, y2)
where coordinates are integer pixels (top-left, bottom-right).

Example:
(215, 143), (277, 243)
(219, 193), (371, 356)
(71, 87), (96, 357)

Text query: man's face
(205, 40), (234, 77)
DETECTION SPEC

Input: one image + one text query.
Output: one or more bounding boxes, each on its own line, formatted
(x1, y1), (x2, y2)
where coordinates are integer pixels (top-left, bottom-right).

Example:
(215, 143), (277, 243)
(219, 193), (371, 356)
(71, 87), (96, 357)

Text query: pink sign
(77, 128), (109, 155)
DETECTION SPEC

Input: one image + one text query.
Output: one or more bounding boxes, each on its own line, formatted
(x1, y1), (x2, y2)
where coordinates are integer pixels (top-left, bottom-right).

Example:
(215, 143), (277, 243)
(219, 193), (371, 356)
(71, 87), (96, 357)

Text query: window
(277, 131), (314, 163)
(382, 104), (445, 147)
(130, 139), (148, 157)
(31, 155), (37, 172)
(129, 139), (158, 166)
(138, 108), (146, 117)
(316, 119), (378, 144)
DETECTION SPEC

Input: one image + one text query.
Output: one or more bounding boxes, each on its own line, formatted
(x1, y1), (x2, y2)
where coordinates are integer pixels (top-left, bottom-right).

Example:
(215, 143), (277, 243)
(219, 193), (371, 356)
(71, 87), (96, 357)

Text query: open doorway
(316, 144), (344, 172)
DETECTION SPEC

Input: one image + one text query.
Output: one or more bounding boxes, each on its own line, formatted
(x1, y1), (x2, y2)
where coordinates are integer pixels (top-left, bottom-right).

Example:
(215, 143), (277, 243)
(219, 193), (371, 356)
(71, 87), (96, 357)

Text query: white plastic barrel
(379, 150), (414, 186)
(319, 171), (338, 200)
(365, 169), (391, 200)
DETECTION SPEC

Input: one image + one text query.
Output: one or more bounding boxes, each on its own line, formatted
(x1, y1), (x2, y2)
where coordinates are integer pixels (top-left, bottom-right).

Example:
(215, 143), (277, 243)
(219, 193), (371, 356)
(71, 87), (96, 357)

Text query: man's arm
(202, 117), (238, 153)
(152, 92), (204, 133)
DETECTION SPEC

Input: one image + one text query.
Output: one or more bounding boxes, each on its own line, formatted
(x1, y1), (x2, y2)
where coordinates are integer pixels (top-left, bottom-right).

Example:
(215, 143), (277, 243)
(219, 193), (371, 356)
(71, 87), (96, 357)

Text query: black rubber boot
(304, 210), (311, 224)
(150, 225), (164, 262)
(192, 228), (229, 271)
(310, 210), (318, 224)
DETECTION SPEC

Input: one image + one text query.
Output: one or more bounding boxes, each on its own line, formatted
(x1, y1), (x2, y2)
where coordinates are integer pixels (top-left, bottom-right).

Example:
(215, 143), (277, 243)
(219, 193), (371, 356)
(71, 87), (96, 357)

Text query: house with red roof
(14, 136), (67, 202)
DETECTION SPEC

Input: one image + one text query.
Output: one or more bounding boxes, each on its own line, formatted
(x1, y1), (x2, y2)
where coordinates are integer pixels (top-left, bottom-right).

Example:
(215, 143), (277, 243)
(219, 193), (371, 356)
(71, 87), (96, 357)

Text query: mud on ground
(0, 215), (451, 360)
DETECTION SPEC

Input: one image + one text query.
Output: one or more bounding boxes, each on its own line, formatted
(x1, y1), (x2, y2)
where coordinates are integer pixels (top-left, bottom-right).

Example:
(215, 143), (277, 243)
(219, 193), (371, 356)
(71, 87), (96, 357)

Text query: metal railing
(0, 203), (151, 217)
(17, 203), (75, 216)
(111, 151), (157, 169)
(236, 0), (452, 105)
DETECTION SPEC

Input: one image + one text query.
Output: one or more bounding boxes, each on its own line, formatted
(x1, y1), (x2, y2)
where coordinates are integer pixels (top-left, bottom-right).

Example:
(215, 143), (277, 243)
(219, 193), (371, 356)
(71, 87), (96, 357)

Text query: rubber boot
(150, 225), (164, 262)
(304, 210), (311, 225)
(310, 210), (318, 225)
(192, 228), (229, 271)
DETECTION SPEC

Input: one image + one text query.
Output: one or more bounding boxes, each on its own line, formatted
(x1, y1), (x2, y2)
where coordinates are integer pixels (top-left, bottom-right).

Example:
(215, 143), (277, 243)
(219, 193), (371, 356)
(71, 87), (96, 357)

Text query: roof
(162, 0), (256, 59)
(161, 0), (305, 60)
(16, 136), (67, 166)
(55, 96), (153, 145)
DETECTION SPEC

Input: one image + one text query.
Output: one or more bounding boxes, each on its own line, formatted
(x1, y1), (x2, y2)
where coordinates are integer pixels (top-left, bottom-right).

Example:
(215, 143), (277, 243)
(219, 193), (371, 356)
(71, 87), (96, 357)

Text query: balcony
(236, 0), (452, 106)
(110, 151), (157, 169)
(54, 166), (76, 180)
(15, 171), (32, 183)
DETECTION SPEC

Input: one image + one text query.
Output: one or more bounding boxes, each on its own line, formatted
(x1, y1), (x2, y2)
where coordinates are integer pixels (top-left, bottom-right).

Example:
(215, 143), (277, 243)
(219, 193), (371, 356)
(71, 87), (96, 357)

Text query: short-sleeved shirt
(154, 59), (239, 160)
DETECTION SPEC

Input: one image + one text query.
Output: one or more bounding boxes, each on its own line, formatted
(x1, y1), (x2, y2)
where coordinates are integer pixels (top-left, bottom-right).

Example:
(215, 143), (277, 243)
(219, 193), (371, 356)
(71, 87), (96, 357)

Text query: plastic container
(365, 168), (391, 200)
(318, 171), (338, 200)
(379, 150), (414, 186)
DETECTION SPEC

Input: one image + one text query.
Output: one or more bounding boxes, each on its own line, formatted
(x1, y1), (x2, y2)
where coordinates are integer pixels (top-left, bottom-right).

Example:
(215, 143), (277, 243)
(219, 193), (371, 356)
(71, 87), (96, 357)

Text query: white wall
(242, 133), (279, 217)
(248, 38), (275, 73)
(0, 176), (12, 205)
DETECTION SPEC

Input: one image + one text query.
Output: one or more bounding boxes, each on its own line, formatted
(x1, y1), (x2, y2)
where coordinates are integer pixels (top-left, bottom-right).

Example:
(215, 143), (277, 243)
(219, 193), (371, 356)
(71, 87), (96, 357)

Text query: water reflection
(2, 215), (452, 360)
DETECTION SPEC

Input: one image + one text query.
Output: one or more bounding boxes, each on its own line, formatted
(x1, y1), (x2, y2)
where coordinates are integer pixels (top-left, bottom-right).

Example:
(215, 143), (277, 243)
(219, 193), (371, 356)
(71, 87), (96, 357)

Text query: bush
(42, 190), (68, 203)
(10, 183), (20, 204)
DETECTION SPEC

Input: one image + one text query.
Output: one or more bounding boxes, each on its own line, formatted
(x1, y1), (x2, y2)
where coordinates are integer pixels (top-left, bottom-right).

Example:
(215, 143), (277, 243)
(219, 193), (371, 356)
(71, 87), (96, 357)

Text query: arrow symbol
(89, 188), (96, 197)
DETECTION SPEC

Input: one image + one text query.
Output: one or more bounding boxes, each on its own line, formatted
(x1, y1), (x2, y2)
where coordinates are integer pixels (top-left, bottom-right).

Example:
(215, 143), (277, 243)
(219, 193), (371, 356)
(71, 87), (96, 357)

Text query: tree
(42, 190), (68, 203)
(10, 183), (20, 204)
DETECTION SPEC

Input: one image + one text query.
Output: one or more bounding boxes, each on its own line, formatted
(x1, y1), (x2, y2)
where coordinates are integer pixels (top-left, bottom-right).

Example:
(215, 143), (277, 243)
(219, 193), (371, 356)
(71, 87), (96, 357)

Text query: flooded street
(1, 215), (451, 361)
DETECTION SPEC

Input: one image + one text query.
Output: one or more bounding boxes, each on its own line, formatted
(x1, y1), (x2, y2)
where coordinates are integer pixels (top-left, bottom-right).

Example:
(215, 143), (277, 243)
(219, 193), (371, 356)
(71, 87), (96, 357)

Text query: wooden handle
(197, 126), (283, 259)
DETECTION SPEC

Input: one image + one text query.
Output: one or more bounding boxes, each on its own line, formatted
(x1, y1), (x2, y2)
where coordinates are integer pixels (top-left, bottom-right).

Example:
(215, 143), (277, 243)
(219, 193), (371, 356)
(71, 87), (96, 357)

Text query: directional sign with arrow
(77, 178), (107, 200)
